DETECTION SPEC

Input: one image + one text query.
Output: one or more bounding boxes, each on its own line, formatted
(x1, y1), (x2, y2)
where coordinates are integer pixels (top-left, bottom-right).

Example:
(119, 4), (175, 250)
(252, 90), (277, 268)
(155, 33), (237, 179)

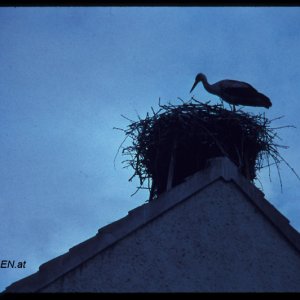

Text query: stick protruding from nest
(115, 98), (297, 201)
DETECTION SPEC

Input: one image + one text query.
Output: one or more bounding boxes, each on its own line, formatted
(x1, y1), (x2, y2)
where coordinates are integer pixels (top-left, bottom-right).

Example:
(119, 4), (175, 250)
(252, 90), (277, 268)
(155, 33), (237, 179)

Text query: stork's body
(190, 73), (272, 109)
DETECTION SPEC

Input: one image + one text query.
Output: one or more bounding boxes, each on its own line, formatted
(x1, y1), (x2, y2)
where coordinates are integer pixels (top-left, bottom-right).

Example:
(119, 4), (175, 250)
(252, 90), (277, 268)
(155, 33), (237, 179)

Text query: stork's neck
(201, 76), (217, 95)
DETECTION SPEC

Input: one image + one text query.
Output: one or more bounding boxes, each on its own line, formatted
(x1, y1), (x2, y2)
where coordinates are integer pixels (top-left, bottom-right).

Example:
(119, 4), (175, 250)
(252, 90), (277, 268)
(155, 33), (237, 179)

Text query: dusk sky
(1, 7), (300, 291)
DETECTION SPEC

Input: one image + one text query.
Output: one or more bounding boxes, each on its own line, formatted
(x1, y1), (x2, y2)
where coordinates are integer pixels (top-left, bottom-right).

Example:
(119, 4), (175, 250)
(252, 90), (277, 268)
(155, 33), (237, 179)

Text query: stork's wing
(217, 79), (259, 97)
(219, 79), (258, 91)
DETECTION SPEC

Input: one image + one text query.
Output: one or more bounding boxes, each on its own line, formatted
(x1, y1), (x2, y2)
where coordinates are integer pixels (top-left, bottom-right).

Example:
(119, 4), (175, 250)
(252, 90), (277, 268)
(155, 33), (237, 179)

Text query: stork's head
(190, 73), (207, 93)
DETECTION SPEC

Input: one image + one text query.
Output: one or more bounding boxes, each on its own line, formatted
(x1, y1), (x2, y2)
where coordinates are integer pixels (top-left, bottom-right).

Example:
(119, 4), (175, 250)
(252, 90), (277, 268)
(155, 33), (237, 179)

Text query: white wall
(41, 180), (300, 292)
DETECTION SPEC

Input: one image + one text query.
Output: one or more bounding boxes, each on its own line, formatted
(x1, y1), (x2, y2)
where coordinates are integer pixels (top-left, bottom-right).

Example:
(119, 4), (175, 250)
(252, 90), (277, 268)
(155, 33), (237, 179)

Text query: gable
(5, 157), (300, 293)
(40, 179), (300, 292)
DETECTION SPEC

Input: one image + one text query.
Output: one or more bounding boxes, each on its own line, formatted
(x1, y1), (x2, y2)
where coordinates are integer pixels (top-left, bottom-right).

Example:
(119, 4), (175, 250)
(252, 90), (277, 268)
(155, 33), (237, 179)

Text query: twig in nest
(114, 97), (298, 200)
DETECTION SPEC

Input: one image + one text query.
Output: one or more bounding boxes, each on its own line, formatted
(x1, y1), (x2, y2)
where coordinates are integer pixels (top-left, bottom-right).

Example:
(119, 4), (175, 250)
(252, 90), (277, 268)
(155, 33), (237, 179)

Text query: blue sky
(1, 7), (300, 291)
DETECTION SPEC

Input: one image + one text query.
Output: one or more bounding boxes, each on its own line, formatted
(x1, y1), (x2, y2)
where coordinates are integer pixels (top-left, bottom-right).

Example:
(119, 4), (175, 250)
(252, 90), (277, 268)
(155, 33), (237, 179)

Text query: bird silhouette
(190, 73), (272, 110)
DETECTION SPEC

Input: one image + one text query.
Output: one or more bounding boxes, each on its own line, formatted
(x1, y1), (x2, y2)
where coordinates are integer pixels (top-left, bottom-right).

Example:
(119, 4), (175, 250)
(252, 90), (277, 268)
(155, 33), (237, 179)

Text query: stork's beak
(190, 80), (198, 93)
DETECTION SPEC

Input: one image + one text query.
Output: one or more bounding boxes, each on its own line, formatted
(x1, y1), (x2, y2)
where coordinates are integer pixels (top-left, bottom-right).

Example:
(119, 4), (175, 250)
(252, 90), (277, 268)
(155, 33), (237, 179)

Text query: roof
(4, 156), (300, 293)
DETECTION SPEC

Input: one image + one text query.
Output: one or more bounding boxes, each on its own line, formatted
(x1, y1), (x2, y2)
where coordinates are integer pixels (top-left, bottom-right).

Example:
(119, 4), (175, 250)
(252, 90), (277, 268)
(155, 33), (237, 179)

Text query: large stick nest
(115, 98), (297, 201)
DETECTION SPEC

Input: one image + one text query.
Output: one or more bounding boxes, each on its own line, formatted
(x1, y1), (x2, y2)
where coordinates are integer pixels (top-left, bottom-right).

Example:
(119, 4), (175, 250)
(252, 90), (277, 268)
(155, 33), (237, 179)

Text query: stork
(190, 73), (272, 110)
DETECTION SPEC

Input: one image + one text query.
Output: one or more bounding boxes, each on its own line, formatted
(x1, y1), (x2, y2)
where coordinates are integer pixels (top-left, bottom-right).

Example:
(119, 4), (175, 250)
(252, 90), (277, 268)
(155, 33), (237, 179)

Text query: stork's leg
(219, 97), (224, 108)
(228, 104), (236, 112)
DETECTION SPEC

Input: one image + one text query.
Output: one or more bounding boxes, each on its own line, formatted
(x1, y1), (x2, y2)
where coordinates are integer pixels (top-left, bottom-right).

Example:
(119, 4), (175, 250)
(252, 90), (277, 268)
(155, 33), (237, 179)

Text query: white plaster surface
(40, 180), (300, 292)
